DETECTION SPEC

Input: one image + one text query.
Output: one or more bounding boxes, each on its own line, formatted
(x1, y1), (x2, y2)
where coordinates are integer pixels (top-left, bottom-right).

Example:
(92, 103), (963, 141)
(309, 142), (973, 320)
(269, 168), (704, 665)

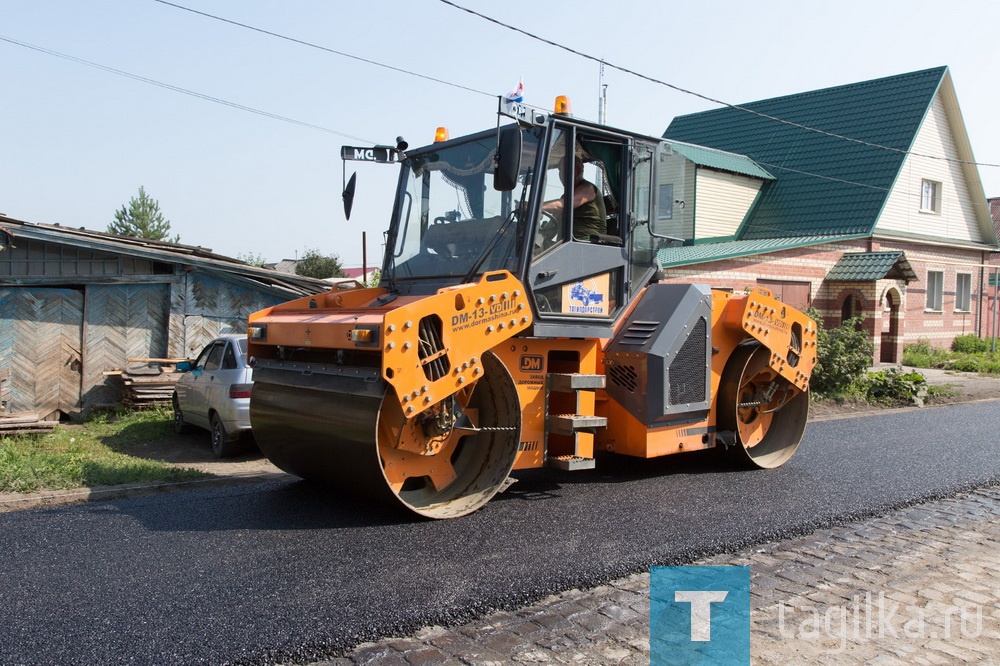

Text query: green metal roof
(667, 141), (773, 180)
(825, 251), (918, 282)
(657, 234), (865, 269)
(664, 67), (947, 241)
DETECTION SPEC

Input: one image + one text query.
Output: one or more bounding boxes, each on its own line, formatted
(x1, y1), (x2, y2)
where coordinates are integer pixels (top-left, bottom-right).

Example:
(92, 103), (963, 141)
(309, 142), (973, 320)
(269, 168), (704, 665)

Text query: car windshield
(389, 126), (542, 280)
(235, 337), (248, 364)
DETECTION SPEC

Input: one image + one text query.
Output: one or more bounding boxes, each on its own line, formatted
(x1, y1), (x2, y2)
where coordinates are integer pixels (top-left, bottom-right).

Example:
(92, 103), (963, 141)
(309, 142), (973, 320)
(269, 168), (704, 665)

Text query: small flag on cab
(506, 79), (523, 103)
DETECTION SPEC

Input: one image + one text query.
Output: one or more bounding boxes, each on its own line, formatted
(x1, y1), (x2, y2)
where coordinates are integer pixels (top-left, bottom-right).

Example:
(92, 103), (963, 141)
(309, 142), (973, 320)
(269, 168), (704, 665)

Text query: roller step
(546, 414), (608, 436)
(547, 373), (606, 392)
(547, 455), (596, 471)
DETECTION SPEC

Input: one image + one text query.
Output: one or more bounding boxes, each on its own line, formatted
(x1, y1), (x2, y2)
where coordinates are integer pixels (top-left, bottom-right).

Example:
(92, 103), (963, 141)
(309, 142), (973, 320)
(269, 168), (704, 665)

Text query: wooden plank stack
(106, 357), (188, 409)
(0, 413), (58, 437)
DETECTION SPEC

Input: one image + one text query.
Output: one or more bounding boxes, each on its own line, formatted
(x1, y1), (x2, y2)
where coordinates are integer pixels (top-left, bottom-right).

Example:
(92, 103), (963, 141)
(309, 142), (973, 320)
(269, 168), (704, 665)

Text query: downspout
(994, 265), (999, 353)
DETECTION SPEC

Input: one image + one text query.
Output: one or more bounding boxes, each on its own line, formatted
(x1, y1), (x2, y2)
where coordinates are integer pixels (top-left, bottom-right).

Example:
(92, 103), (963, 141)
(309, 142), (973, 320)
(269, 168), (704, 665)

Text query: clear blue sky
(3, 0), (999, 268)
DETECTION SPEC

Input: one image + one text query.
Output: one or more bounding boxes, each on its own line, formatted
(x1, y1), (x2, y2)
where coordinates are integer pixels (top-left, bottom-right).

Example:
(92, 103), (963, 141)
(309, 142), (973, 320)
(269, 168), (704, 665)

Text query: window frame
(920, 179), (941, 214)
(955, 273), (972, 313)
(925, 270), (944, 312)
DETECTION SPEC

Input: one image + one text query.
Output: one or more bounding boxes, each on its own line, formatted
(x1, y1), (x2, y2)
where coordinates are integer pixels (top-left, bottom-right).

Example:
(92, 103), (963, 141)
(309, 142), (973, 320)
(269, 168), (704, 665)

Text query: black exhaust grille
(607, 364), (639, 393)
(668, 317), (707, 406)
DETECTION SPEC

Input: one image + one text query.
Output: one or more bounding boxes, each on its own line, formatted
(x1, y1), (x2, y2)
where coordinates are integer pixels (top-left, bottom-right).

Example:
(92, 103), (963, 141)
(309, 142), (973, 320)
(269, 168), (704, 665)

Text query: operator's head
(559, 156), (586, 186)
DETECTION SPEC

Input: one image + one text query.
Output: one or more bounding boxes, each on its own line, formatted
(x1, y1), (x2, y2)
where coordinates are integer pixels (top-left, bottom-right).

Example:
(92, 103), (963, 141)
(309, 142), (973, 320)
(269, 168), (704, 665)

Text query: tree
(237, 252), (267, 268)
(295, 248), (345, 279)
(108, 186), (178, 243)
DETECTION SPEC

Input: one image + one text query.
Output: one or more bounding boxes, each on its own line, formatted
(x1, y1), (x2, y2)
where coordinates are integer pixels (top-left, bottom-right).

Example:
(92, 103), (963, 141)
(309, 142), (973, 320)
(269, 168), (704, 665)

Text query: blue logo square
(650, 566), (750, 665)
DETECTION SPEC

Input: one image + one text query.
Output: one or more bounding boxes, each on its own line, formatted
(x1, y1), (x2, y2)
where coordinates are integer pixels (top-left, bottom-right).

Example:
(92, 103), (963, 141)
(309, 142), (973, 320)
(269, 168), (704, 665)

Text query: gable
(693, 169), (764, 240)
(664, 67), (948, 241)
(876, 84), (994, 244)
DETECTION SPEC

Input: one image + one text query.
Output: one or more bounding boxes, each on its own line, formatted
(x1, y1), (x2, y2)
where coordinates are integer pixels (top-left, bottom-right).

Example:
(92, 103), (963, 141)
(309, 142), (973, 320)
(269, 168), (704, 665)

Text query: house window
(956, 273), (972, 312)
(926, 270), (943, 311)
(658, 183), (674, 220)
(920, 180), (941, 214)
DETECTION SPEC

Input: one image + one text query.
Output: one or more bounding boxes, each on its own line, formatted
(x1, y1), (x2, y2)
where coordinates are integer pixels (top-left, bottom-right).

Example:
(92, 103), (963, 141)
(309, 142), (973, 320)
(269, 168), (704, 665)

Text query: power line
(153, 0), (495, 99)
(436, 0), (1000, 172)
(0, 34), (375, 143)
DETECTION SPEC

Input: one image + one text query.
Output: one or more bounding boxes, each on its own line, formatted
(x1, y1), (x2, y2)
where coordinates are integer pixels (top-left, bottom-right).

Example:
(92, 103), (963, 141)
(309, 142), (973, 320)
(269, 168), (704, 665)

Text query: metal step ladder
(545, 373), (607, 471)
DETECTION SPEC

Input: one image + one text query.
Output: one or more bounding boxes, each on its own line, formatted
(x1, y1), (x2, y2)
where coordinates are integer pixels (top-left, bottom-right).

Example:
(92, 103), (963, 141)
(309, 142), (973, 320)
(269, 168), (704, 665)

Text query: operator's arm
(542, 180), (596, 214)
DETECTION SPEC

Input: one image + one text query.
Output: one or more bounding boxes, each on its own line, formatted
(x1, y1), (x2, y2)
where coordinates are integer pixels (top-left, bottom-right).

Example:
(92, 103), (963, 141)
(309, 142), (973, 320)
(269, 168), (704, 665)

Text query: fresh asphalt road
(2, 402), (999, 665)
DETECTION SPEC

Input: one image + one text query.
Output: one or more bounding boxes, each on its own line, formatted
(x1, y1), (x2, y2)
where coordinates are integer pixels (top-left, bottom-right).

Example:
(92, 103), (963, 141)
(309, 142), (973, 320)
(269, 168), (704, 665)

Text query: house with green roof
(657, 66), (998, 362)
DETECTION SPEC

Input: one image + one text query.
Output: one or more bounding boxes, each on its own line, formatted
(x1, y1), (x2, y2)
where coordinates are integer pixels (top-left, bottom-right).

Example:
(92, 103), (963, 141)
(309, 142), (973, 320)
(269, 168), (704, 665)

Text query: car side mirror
(176, 360), (192, 372)
(493, 126), (522, 192)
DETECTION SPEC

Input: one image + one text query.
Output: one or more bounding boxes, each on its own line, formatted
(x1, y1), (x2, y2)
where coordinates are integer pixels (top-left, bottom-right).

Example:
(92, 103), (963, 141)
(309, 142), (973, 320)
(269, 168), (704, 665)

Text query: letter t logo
(674, 590), (729, 641)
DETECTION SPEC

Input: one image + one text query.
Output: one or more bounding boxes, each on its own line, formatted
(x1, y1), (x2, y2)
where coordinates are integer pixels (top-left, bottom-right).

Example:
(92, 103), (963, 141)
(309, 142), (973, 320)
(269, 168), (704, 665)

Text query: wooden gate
(0, 287), (84, 419)
(82, 284), (169, 408)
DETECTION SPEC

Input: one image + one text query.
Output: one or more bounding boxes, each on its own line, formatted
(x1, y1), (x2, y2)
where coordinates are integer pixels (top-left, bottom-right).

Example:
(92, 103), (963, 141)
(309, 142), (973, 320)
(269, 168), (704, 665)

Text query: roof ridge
(671, 67), (947, 122)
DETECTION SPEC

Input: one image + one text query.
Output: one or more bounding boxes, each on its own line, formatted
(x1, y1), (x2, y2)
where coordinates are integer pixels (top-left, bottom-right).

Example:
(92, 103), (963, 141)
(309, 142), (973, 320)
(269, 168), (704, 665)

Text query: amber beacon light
(554, 95), (572, 115)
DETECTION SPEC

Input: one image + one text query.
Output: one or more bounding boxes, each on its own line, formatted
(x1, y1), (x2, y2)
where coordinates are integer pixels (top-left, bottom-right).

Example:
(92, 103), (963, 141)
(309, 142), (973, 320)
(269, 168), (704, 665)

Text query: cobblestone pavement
(319, 486), (1000, 665)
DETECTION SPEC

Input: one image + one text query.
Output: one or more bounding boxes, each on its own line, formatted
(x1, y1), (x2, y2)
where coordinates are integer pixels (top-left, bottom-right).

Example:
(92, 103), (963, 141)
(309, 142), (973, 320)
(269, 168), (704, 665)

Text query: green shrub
(805, 308), (873, 397)
(903, 339), (950, 368)
(951, 334), (989, 354)
(861, 368), (929, 406)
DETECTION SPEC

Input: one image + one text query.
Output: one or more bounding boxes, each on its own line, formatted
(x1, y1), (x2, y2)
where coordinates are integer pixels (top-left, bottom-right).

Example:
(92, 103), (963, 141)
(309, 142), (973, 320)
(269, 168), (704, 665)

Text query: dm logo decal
(519, 355), (543, 372)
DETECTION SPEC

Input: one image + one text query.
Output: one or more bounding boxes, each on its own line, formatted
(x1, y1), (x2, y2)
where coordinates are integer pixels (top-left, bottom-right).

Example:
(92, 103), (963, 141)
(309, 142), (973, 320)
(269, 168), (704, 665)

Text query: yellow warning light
(351, 328), (374, 344)
(434, 127), (450, 143)
(554, 95), (572, 115)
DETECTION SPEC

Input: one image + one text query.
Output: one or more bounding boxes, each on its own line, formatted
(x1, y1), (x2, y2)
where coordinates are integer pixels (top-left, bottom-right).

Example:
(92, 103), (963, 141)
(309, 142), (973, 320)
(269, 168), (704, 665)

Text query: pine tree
(108, 186), (179, 243)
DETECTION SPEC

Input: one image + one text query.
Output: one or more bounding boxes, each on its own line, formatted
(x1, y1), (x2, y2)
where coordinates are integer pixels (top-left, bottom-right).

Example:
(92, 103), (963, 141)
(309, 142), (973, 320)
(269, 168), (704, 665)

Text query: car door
(187, 341), (224, 428)
(209, 340), (243, 421)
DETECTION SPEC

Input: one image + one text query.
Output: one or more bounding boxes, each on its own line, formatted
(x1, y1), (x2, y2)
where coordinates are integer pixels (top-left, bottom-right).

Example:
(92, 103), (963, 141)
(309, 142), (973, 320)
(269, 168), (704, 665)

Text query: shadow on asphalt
(79, 478), (417, 531)
(498, 447), (748, 504)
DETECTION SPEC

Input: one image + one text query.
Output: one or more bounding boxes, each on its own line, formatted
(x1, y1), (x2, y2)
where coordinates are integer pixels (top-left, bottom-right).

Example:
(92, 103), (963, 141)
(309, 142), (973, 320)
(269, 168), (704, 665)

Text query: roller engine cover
(604, 284), (713, 424)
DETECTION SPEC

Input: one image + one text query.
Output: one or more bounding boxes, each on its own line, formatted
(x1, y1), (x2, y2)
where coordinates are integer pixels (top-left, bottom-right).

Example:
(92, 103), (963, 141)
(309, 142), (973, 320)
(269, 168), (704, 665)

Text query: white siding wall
(876, 92), (983, 243)
(694, 169), (762, 240)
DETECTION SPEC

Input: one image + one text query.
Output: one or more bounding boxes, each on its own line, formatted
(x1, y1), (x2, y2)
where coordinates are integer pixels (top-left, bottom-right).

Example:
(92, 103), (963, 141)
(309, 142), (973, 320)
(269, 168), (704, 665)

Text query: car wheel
(173, 396), (193, 434)
(210, 413), (240, 458)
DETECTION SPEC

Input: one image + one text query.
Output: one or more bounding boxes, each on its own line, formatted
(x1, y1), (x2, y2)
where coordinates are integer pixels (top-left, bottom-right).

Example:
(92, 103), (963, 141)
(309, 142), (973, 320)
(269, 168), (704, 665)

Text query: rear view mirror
(343, 172), (357, 220)
(176, 360), (192, 372)
(493, 127), (522, 191)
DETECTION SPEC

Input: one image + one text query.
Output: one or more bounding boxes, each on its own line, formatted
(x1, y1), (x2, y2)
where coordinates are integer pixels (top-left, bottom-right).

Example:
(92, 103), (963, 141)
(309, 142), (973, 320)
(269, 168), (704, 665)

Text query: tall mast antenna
(598, 61), (608, 124)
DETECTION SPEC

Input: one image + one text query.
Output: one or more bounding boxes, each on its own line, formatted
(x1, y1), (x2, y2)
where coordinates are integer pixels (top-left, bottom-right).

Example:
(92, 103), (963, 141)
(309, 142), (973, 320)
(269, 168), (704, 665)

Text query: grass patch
(903, 338), (1000, 375)
(0, 407), (209, 493)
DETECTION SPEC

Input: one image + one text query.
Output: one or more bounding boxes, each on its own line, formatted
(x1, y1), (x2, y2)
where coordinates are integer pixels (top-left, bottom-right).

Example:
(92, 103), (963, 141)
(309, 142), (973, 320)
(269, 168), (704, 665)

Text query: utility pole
(598, 62), (608, 125)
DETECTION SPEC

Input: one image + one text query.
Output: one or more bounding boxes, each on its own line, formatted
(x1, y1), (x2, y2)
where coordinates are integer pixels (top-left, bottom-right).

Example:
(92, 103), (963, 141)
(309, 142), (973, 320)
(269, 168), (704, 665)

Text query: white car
(172, 335), (254, 458)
